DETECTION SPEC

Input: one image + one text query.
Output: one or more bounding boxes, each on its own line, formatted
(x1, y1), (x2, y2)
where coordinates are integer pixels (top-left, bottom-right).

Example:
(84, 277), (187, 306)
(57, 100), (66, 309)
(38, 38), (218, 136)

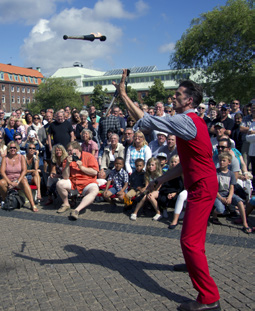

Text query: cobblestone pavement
(0, 200), (254, 311)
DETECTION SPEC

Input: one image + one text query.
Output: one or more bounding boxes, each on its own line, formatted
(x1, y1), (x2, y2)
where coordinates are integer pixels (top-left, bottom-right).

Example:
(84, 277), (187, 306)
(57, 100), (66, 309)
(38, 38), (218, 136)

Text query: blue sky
(1, 0), (228, 77)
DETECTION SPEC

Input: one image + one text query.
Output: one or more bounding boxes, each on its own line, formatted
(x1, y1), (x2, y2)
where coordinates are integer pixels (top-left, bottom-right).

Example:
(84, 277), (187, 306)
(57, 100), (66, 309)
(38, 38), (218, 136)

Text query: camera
(72, 153), (79, 162)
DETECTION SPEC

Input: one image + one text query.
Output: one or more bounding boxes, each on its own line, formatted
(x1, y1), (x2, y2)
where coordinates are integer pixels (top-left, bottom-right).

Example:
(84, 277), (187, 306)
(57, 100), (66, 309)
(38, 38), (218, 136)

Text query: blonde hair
(218, 152), (232, 163)
(7, 116), (16, 129)
(51, 144), (68, 164)
(133, 130), (148, 147)
(169, 154), (180, 165)
(79, 110), (89, 119)
(144, 157), (162, 184)
(7, 141), (20, 153)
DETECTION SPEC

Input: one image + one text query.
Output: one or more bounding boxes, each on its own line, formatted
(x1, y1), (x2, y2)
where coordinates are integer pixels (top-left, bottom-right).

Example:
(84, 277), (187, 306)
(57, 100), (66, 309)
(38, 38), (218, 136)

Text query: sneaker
(57, 204), (70, 213)
(163, 209), (168, 218)
(70, 210), (79, 220)
(130, 213), (137, 221)
(152, 214), (162, 221)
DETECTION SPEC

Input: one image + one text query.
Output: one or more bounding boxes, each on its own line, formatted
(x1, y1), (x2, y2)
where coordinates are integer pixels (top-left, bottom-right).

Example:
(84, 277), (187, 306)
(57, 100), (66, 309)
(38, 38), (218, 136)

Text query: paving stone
(0, 204), (254, 310)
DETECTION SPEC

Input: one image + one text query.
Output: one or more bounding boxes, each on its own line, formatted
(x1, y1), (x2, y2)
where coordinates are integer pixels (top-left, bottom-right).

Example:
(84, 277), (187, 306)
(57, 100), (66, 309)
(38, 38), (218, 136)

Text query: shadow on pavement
(13, 244), (187, 303)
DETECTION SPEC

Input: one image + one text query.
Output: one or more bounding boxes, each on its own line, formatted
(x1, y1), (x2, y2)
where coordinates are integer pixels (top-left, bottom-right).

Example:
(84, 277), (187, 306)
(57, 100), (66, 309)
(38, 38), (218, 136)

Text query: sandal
(32, 206), (39, 212)
(242, 226), (252, 234)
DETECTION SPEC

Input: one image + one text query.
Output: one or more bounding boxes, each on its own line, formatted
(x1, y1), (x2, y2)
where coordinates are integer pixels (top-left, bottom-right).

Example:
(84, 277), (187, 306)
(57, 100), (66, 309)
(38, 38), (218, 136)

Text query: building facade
(0, 63), (44, 112)
(52, 63), (195, 106)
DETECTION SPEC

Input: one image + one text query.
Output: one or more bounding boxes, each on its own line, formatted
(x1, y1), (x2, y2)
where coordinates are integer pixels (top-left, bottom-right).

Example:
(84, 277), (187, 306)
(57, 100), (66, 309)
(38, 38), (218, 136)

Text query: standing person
(113, 69), (221, 311)
(47, 111), (74, 151)
(4, 116), (16, 144)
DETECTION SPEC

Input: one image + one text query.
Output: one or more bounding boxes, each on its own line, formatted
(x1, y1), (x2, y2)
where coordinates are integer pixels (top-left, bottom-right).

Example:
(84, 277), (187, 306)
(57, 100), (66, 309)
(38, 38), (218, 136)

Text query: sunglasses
(165, 110), (172, 113)
(29, 147), (36, 150)
(15, 138), (22, 140)
(216, 146), (228, 150)
(10, 147), (17, 150)
(33, 117), (40, 120)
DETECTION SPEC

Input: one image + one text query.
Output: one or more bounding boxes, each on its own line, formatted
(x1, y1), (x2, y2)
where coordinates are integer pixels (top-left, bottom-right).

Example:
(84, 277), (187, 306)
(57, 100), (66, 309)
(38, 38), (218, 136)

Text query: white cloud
(0, 0), (60, 24)
(159, 42), (175, 53)
(20, 0), (148, 76)
(135, 0), (149, 15)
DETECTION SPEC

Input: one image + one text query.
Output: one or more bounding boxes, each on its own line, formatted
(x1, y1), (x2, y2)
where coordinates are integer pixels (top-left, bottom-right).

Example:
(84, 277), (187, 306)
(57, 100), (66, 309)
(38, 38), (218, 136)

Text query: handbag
(2, 189), (26, 211)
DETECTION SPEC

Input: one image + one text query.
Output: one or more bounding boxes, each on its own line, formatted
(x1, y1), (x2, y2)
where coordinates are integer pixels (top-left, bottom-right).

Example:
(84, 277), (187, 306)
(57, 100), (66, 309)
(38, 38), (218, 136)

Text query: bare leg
(148, 192), (160, 215)
(19, 179), (37, 211)
(32, 171), (41, 199)
(56, 179), (71, 206)
(237, 201), (249, 228)
(133, 195), (147, 215)
(0, 179), (8, 200)
(75, 185), (99, 213)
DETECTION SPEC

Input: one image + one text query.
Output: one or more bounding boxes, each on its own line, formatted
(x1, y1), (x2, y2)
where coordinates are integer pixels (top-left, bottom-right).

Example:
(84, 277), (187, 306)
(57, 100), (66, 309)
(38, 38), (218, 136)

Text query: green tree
(29, 78), (82, 113)
(89, 84), (108, 110)
(143, 78), (169, 106)
(169, 0), (255, 104)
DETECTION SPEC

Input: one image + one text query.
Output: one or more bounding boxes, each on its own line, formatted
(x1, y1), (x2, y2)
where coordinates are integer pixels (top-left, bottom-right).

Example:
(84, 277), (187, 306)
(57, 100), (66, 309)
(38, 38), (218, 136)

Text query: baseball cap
(215, 122), (224, 128)
(157, 152), (167, 159)
(222, 104), (230, 109)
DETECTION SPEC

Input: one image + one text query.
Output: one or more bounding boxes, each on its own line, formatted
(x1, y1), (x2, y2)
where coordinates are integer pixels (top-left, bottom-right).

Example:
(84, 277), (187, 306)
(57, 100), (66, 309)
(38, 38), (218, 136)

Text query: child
(103, 157), (129, 205)
(130, 157), (162, 221)
(15, 118), (26, 140)
(124, 158), (145, 206)
(158, 155), (184, 220)
(212, 152), (251, 233)
(157, 152), (169, 173)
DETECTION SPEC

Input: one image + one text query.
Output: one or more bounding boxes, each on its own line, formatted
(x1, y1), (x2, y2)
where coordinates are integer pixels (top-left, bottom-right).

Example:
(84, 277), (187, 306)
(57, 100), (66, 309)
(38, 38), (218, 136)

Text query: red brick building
(0, 63), (44, 112)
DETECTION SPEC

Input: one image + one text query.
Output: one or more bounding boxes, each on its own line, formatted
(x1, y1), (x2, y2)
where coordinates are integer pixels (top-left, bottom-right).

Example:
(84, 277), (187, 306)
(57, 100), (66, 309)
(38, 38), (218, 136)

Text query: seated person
(101, 133), (125, 176)
(149, 132), (167, 157)
(156, 152), (169, 173)
(124, 158), (145, 206)
(103, 157), (129, 205)
(45, 144), (68, 205)
(21, 131), (45, 168)
(81, 129), (99, 161)
(157, 155), (184, 220)
(56, 141), (99, 220)
(24, 143), (42, 202)
(130, 157), (162, 221)
(211, 152), (251, 233)
(0, 141), (38, 212)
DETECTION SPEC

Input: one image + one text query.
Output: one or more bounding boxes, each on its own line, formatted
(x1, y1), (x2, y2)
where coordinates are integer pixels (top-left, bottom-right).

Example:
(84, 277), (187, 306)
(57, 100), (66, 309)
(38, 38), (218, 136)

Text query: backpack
(2, 189), (26, 211)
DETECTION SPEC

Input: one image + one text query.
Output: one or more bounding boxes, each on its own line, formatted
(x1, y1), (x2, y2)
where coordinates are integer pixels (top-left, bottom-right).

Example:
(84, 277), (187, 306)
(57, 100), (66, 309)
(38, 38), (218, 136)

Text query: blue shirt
(108, 168), (129, 192)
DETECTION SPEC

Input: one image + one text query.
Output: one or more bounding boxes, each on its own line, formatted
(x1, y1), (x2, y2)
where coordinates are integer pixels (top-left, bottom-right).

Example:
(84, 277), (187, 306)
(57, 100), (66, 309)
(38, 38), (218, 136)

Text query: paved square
(0, 201), (254, 311)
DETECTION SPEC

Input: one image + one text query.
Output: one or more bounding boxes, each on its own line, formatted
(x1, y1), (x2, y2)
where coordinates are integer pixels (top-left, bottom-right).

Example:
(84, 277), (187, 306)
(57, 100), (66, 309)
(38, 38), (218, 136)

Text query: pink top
(81, 140), (99, 160)
(5, 154), (22, 182)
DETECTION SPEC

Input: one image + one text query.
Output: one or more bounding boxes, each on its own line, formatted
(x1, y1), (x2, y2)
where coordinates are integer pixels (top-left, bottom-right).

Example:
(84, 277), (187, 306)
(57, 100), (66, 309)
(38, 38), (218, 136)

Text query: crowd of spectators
(0, 98), (254, 233)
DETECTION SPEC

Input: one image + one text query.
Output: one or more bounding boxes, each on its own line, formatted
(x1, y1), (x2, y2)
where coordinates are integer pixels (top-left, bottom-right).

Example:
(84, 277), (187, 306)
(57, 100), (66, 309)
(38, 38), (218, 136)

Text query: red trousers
(181, 176), (220, 304)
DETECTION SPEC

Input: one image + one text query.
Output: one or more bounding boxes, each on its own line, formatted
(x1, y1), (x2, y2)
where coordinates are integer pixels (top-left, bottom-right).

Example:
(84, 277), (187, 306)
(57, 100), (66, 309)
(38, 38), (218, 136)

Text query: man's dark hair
(179, 80), (203, 108)
(218, 138), (231, 148)
(13, 132), (22, 139)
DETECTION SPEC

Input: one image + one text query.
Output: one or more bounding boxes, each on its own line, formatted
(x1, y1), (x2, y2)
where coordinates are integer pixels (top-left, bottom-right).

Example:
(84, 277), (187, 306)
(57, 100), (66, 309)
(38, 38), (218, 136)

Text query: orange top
(63, 152), (99, 193)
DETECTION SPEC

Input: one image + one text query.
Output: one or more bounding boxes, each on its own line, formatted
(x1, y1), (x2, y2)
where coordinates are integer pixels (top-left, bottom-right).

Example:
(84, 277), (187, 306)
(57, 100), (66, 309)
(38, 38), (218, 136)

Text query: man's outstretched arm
(112, 69), (144, 121)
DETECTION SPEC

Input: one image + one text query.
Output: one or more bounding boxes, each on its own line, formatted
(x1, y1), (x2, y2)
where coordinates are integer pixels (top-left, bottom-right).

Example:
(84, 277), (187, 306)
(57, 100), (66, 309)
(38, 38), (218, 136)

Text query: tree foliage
(169, 0), (255, 104)
(30, 78), (83, 114)
(89, 84), (109, 110)
(143, 79), (173, 106)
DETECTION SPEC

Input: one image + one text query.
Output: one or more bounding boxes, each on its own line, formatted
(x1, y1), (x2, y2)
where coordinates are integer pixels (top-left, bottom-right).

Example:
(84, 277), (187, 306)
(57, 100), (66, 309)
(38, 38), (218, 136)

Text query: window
(11, 86), (14, 92)
(12, 96), (15, 103)
(14, 75), (19, 82)
(34, 78), (38, 84)
(27, 88), (30, 93)
(17, 86), (20, 92)
(2, 95), (5, 103)
(1, 85), (5, 91)
(27, 98), (31, 103)
(8, 74), (13, 81)
(29, 77), (33, 83)
(22, 87), (25, 93)
(23, 97), (26, 104)
(25, 76), (29, 83)
(83, 82), (89, 87)
(19, 76), (23, 82)
(32, 89), (35, 94)
(17, 96), (20, 104)
(89, 81), (93, 86)
(0, 72), (4, 80)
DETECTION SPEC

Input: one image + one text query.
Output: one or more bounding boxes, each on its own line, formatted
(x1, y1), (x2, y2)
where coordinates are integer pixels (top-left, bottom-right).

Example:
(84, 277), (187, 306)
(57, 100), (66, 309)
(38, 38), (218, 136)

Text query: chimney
(36, 67), (41, 72)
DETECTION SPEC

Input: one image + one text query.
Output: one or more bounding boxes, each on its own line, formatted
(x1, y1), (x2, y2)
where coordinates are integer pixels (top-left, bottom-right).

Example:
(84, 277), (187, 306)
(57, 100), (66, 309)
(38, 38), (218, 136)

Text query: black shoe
(173, 263), (188, 272)
(178, 300), (221, 311)
(168, 223), (178, 230)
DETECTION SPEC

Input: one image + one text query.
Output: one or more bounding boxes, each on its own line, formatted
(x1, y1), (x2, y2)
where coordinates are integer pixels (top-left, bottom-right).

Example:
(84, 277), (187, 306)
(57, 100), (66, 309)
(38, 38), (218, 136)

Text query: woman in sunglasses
(0, 141), (38, 212)
(24, 143), (42, 202)
(27, 114), (46, 144)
